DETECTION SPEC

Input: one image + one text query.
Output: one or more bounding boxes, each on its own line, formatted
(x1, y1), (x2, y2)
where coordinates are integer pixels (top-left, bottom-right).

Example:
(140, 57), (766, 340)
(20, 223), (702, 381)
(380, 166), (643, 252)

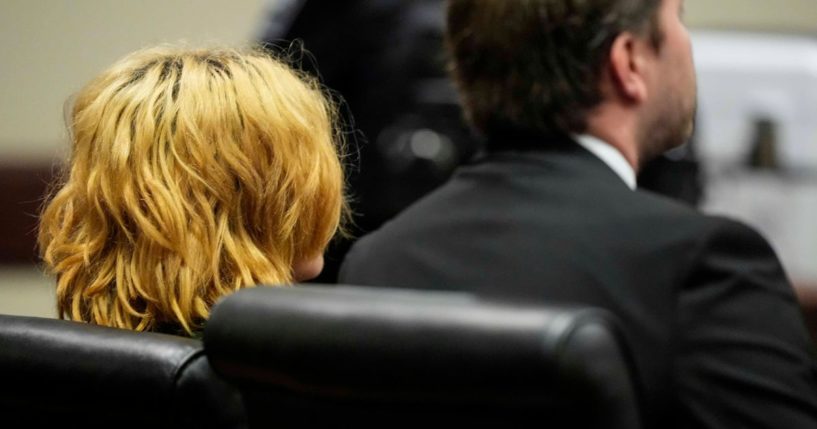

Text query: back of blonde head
(39, 46), (346, 334)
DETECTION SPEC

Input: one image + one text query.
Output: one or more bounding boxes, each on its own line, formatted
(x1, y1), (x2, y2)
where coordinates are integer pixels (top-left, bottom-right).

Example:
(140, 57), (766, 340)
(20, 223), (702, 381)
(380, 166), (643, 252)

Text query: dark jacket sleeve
(339, 234), (378, 286)
(675, 218), (817, 428)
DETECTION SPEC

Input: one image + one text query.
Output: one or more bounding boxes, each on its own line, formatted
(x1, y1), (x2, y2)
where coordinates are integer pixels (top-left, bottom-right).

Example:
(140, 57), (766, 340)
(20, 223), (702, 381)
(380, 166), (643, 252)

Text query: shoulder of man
(668, 210), (817, 427)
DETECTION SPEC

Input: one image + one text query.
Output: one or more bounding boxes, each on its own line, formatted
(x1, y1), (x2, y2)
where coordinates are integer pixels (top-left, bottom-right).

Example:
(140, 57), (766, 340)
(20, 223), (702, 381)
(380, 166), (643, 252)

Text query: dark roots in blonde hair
(39, 45), (348, 334)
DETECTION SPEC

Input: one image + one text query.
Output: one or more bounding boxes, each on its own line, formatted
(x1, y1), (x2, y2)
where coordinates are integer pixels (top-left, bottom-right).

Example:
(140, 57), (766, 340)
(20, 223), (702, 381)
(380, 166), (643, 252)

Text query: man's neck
(584, 106), (642, 172)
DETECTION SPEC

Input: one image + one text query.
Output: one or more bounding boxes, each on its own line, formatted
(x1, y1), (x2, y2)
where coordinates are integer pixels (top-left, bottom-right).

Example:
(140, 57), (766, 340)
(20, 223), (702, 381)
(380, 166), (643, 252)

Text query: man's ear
(608, 32), (649, 104)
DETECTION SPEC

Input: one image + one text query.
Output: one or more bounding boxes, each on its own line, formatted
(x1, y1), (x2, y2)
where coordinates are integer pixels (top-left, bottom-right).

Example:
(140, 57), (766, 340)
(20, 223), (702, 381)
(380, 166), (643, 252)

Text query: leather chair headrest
(0, 315), (245, 429)
(205, 285), (642, 428)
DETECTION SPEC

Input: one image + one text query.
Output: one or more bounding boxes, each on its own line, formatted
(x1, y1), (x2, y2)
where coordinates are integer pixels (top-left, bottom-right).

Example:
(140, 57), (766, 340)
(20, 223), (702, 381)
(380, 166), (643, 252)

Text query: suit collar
(477, 132), (635, 191)
(573, 134), (637, 190)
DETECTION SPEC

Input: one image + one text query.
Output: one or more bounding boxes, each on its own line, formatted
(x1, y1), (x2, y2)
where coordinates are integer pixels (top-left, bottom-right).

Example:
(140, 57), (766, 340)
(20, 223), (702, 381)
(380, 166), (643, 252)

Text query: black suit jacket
(340, 136), (817, 428)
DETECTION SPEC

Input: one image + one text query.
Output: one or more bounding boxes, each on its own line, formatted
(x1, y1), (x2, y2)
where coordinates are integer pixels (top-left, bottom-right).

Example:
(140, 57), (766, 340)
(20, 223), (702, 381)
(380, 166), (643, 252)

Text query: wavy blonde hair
(39, 46), (347, 334)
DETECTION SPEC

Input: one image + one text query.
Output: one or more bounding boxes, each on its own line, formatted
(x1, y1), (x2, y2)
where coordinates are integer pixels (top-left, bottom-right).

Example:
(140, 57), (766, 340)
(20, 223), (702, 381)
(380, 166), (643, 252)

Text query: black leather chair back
(205, 286), (642, 428)
(0, 315), (246, 429)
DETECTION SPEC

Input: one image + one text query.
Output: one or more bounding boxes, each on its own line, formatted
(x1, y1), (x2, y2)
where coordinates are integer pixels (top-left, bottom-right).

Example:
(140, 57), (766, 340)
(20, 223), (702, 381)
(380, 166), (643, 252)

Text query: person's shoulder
(338, 221), (411, 285)
(626, 188), (746, 232)
(592, 185), (706, 238)
(628, 187), (700, 216)
(660, 201), (787, 294)
(635, 187), (772, 246)
(618, 189), (778, 258)
(686, 212), (780, 265)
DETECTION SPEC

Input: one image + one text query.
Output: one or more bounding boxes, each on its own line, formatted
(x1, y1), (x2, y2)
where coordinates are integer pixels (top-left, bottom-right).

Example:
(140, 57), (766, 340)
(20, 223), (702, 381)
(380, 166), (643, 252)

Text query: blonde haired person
(38, 46), (347, 336)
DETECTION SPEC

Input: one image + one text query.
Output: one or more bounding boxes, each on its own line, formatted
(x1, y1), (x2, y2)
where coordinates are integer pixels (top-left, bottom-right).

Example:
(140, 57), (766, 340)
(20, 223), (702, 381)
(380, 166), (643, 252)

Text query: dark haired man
(341, 0), (817, 427)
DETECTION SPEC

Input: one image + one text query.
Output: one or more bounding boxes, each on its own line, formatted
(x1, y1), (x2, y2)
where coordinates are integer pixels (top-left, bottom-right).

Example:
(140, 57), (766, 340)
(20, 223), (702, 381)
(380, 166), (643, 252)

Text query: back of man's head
(446, 0), (663, 138)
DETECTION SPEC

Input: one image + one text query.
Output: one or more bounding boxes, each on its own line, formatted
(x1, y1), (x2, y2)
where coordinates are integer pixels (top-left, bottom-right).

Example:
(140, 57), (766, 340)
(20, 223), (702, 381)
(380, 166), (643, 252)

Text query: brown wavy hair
(446, 0), (663, 138)
(39, 46), (348, 334)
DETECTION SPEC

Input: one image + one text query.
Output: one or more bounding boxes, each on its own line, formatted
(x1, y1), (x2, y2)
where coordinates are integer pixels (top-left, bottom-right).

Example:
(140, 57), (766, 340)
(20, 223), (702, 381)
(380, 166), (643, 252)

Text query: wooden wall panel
(0, 164), (56, 264)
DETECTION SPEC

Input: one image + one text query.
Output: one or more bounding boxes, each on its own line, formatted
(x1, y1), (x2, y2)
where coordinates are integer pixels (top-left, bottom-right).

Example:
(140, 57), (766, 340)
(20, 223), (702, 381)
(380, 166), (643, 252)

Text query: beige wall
(0, 0), (266, 163)
(1, 0), (816, 163)
(686, 0), (817, 33)
(2, 0), (816, 163)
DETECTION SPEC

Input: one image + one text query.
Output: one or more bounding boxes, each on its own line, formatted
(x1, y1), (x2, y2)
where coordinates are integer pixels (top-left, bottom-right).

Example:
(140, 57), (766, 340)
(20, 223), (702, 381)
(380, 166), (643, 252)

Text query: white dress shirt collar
(573, 134), (637, 190)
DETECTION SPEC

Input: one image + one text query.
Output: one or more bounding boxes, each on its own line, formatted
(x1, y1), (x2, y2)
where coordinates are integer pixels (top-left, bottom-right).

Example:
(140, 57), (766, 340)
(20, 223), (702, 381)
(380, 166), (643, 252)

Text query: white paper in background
(693, 30), (817, 286)
(693, 31), (817, 167)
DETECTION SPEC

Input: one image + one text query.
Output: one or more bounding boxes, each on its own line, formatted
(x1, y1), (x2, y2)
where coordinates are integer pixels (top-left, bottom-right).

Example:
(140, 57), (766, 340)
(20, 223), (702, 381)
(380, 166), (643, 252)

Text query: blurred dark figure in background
(341, 0), (817, 428)
(260, 0), (703, 283)
(260, 0), (476, 282)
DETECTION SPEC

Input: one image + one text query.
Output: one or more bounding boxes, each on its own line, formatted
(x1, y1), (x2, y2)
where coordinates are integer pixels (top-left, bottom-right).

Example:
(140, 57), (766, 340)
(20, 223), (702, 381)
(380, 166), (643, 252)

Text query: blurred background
(2, 0), (817, 326)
